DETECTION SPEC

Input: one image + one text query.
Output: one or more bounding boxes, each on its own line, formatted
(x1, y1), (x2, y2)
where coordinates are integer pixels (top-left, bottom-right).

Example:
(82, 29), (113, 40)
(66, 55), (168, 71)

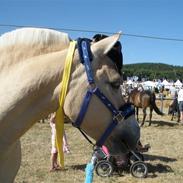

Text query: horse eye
(110, 81), (120, 89)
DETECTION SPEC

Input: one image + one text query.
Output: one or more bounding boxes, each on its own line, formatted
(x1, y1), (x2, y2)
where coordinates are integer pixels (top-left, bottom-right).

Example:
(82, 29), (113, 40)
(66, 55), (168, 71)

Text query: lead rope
(84, 159), (96, 183)
(55, 40), (76, 168)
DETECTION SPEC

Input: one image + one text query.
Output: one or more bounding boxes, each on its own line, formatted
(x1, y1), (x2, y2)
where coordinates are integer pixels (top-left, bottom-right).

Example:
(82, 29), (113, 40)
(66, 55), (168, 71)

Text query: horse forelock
(92, 34), (123, 75)
(107, 45), (123, 74)
(0, 28), (71, 48)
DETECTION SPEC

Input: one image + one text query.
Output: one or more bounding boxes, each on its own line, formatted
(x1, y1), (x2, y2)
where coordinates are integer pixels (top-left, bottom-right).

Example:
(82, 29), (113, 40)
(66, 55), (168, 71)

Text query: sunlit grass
(15, 102), (183, 183)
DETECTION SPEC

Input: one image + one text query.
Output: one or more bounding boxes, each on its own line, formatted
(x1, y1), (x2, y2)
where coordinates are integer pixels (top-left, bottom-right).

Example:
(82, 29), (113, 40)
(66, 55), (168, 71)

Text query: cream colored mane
(0, 27), (70, 48)
(0, 28), (71, 70)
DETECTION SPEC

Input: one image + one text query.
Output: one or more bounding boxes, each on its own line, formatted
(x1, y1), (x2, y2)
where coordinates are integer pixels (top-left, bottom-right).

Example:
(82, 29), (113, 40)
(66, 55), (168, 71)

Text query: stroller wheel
(130, 161), (148, 178)
(129, 152), (144, 163)
(95, 160), (113, 177)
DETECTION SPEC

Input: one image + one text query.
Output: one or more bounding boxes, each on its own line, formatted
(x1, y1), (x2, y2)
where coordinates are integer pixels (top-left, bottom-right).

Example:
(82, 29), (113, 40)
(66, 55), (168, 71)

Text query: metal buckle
(113, 112), (124, 122)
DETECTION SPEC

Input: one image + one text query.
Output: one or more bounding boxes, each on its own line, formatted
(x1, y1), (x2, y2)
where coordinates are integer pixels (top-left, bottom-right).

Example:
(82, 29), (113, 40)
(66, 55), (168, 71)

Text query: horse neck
(0, 49), (77, 148)
(0, 43), (69, 71)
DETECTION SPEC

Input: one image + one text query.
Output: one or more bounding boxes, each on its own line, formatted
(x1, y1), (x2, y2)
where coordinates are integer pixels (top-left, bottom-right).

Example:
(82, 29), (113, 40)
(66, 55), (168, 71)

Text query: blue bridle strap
(74, 38), (135, 147)
(94, 88), (118, 115)
(78, 38), (94, 84)
(74, 89), (94, 128)
(74, 87), (135, 146)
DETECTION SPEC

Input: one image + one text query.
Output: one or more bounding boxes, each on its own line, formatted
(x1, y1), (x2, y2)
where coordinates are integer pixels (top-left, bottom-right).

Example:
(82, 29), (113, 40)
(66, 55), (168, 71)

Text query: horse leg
(149, 107), (153, 126)
(0, 139), (21, 183)
(171, 113), (173, 121)
(141, 108), (147, 127)
(178, 111), (180, 122)
(136, 107), (139, 122)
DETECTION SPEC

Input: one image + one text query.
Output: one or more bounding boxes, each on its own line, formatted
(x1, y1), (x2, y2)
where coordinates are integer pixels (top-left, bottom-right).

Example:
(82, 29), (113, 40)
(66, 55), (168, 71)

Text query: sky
(1, 0), (183, 66)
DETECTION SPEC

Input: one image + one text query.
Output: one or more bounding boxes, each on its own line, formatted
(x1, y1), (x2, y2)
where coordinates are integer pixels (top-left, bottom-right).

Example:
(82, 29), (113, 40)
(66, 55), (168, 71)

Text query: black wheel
(130, 161), (148, 178)
(95, 160), (113, 177)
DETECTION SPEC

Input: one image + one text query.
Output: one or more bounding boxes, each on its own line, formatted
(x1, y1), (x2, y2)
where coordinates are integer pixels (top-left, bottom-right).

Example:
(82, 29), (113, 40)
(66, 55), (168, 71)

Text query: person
(137, 84), (144, 92)
(178, 87), (183, 123)
(50, 113), (70, 171)
(128, 84), (133, 94)
(170, 84), (177, 98)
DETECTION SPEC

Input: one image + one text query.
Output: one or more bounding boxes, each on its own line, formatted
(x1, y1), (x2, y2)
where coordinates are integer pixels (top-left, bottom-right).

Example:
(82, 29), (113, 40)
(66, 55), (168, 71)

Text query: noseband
(73, 38), (135, 147)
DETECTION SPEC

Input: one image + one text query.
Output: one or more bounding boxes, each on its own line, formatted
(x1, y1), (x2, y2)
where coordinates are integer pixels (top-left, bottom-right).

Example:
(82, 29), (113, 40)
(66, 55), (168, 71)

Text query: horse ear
(91, 32), (121, 56)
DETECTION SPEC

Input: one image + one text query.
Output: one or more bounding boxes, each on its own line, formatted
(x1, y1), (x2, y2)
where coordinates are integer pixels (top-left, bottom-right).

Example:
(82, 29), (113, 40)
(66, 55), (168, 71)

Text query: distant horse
(0, 28), (140, 182)
(168, 98), (180, 122)
(128, 88), (163, 126)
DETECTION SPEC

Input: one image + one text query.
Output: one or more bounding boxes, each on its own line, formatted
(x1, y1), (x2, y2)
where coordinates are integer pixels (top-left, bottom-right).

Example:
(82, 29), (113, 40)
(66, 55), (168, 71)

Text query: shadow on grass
(69, 164), (86, 171)
(144, 154), (177, 162)
(69, 162), (173, 179)
(147, 162), (173, 175)
(148, 120), (178, 127)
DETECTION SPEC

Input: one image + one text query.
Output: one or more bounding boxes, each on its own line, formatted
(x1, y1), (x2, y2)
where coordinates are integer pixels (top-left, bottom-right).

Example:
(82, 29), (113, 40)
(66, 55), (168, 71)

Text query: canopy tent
(142, 81), (156, 90)
(126, 80), (133, 85)
(174, 80), (182, 88)
(161, 80), (170, 89)
(143, 81), (156, 87)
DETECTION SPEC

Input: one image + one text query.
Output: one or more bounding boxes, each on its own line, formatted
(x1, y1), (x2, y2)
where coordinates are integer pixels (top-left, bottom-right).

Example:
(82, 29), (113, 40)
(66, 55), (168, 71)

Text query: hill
(123, 62), (183, 81)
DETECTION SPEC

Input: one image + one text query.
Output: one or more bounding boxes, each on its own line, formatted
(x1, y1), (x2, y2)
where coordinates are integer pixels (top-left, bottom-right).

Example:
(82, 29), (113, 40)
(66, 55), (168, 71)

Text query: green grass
(15, 111), (183, 183)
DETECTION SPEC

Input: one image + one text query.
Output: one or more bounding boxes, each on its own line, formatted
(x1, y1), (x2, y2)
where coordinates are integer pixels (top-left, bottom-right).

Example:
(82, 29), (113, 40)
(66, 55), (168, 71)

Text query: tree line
(122, 63), (183, 81)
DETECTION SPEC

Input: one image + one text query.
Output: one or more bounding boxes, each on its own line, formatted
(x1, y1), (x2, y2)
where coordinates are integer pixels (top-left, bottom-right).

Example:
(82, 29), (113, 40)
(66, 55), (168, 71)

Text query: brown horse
(128, 88), (163, 126)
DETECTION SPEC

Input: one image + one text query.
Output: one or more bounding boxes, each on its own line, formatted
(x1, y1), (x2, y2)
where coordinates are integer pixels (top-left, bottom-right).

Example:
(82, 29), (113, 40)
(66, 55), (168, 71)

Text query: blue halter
(73, 38), (135, 147)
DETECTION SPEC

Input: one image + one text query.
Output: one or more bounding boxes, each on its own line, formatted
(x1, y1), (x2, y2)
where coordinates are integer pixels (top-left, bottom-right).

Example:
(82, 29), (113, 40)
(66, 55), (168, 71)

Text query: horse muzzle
(108, 116), (140, 155)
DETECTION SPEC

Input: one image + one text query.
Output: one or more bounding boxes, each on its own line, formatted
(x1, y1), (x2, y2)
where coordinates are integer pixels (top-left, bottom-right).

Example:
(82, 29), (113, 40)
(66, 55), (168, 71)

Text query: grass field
(15, 102), (183, 183)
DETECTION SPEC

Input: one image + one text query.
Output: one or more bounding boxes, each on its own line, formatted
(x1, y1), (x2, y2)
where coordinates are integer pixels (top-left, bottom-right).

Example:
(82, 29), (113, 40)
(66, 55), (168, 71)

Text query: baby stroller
(93, 142), (150, 178)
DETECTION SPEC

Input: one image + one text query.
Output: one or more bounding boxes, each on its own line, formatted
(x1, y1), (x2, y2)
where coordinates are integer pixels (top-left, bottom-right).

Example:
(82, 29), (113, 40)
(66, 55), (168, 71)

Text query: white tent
(143, 81), (156, 87)
(126, 80), (133, 85)
(162, 79), (169, 85)
(142, 81), (156, 90)
(161, 80), (170, 89)
(174, 80), (182, 87)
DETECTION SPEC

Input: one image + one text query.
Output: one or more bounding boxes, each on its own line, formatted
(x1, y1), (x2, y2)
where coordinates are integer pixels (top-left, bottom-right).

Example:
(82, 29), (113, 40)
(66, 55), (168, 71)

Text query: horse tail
(151, 92), (164, 115)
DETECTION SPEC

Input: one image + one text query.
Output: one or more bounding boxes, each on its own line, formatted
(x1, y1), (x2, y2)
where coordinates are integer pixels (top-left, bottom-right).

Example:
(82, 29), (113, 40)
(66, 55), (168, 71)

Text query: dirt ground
(15, 100), (183, 183)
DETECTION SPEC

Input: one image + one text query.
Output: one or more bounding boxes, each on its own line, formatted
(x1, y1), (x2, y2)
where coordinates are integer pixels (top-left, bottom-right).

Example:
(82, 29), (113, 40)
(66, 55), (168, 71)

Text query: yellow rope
(55, 40), (76, 168)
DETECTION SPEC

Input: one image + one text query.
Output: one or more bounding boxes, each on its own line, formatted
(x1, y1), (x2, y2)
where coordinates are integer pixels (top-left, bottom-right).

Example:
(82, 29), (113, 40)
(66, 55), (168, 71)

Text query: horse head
(64, 34), (140, 154)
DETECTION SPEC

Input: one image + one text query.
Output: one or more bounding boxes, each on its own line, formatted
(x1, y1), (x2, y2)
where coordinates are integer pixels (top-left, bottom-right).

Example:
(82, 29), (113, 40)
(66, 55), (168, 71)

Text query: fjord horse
(128, 88), (163, 126)
(0, 28), (140, 182)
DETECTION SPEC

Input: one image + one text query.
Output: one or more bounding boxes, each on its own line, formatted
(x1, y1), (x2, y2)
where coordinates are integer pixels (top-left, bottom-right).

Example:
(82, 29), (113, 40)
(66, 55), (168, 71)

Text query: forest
(122, 63), (183, 81)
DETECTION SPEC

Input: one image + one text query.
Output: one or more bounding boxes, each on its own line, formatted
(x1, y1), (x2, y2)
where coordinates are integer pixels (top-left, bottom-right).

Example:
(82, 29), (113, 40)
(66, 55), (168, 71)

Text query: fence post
(160, 93), (164, 113)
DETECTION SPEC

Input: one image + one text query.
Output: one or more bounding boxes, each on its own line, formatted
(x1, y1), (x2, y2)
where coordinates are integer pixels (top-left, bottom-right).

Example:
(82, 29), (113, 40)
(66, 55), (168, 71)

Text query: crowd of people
(123, 81), (183, 124)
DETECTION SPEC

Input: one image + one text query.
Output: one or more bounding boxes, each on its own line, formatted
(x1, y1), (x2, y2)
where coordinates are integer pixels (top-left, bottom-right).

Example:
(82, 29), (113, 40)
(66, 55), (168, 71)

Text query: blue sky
(1, 0), (183, 66)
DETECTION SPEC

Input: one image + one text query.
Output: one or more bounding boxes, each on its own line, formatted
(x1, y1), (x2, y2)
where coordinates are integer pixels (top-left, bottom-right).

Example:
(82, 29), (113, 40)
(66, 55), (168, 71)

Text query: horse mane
(0, 28), (72, 70)
(0, 27), (71, 48)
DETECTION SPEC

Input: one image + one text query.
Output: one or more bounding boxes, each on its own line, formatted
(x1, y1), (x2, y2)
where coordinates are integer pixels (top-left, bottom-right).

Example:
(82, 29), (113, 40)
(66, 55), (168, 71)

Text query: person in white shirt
(178, 87), (183, 123)
(170, 85), (177, 98)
